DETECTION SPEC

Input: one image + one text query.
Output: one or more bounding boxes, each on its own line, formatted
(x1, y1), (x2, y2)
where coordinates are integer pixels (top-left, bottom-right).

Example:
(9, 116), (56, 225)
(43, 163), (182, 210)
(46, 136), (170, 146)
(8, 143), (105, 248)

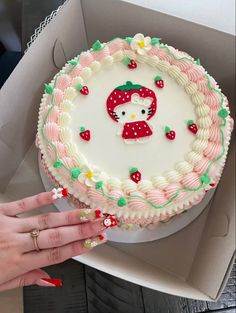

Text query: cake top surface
(37, 33), (233, 223)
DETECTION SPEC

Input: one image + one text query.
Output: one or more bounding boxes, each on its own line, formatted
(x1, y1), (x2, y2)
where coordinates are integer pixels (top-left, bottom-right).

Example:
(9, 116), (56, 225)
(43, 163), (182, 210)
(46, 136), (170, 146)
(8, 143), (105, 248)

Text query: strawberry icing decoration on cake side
(106, 81), (157, 143)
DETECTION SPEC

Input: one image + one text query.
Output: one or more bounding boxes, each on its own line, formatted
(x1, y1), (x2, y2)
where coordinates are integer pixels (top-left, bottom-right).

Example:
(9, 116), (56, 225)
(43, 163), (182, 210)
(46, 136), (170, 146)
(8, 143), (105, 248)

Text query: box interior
(0, 0), (235, 300)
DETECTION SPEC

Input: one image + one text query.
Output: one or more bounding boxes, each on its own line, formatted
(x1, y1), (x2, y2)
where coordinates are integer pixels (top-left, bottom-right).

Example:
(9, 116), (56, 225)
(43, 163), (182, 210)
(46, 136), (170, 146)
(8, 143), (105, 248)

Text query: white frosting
(68, 62), (196, 181)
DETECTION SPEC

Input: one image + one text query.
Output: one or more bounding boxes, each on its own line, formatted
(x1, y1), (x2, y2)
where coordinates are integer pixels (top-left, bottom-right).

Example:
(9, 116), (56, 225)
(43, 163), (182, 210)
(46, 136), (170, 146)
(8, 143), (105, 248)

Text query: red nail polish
(41, 278), (63, 287)
(62, 188), (68, 197)
(95, 209), (102, 218)
(98, 234), (105, 241)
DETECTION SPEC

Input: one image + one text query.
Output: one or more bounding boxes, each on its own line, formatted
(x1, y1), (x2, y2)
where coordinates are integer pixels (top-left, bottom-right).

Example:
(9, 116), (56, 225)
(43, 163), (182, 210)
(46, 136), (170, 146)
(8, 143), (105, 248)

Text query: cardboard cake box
(0, 0), (235, 301)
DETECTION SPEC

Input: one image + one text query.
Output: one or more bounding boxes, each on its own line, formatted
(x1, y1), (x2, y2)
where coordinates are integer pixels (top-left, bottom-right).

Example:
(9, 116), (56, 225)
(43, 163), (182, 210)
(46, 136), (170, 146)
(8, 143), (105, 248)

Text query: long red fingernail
(41, 278), (63, 287)
(95, 209), (102, 218)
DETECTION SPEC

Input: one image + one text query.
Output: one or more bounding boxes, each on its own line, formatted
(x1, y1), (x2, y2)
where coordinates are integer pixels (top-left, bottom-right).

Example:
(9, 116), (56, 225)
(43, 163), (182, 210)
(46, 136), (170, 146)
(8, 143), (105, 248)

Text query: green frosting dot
(53, 160), (63, 168)
(200, 174), (211, 184)
(68, 60), (77, 66)
(80, 126), (85, 132)
(151, 37), (160, 45)
(196, 58), (201, 65)
(95, 181), (103, 190)
(71, 167), (81, 179)
(117, 197), (127, 207)
(123, 57), (131, 65)
(92, 40), (102, 51)
(218, 108), (228, 119)
(165, 126), (171, 133)
(154, 75), (162, 81)
(76, 83), (83, 91)
(44, 84), (54, 94)
(125, 37), (133, 43)
(129, 167), (138, 174)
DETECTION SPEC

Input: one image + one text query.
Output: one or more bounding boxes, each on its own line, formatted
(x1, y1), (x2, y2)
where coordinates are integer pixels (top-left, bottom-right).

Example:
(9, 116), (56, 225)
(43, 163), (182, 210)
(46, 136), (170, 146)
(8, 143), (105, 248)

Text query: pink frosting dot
(181, 172), (201, 189)
(70, 64), (82, 78)
(108, 40), (124, 54)
(79, 52), (94, 67)
(194, 157), (210, 175)
(53, 89), (64, 106)
(56, 74), (72, 91)
(204, 142), (221, 160)
(146, 189), (168, 206)
(44, 122), (59, 141)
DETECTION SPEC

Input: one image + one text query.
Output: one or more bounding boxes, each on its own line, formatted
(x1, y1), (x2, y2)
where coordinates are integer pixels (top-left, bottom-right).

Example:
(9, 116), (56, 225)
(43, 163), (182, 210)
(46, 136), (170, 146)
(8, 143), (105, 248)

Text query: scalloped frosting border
(37, 35), (233, 223)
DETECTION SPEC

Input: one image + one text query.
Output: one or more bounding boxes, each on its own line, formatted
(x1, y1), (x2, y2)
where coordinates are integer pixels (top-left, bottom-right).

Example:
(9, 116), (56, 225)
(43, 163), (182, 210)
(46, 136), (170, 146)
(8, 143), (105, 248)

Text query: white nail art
(52, 188), (63, 200)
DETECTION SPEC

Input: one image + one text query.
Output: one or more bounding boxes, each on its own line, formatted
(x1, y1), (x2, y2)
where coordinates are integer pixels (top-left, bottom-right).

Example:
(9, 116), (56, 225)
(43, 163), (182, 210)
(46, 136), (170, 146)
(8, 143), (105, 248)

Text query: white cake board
(39, 154), (215, 243)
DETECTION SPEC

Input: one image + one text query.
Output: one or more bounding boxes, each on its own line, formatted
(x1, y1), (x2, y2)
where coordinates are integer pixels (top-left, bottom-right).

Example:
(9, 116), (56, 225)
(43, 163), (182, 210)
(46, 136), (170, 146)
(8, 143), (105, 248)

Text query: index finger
(0, 188), (67, 216)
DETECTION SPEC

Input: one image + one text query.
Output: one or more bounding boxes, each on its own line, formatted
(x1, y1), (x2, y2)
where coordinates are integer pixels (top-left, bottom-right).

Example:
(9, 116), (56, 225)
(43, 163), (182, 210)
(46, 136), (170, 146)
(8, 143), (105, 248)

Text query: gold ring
(30, 229), (40, 251)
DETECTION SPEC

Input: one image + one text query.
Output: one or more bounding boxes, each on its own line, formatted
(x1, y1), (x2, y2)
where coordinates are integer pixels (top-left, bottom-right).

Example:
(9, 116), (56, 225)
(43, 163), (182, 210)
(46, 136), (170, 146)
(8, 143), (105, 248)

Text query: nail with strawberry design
(76, 84), (89, 95)
(165, 126), (176, 140)
(79, 127), (91, 141)
(154, 75), (164, 89)
(187, 120), (198, 134)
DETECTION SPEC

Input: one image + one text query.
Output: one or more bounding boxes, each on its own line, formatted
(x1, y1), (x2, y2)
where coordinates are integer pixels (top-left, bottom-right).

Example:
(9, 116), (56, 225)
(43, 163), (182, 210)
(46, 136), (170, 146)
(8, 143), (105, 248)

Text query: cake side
(37, 34), (233, 227)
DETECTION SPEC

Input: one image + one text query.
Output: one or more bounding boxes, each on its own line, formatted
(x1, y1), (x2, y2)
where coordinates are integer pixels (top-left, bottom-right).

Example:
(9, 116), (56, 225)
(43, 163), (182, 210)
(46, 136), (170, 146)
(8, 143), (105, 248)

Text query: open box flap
(188, 143), (235, 300)
(0, 0), (235, 300)
(0, 0), (87, 191)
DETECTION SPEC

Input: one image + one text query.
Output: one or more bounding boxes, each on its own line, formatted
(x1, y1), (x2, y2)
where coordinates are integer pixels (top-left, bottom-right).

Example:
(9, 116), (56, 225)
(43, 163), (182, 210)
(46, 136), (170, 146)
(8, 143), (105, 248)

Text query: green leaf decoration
(44, 84), (54, 94)
(71, 167), (81, 179)
(117, 197), (127, 207)
(154, 75), (162, 81)
(218, 108), (228, 119)
(129, 167), (138, 174)
(76, 83), (83, 91)
(68, 60), (77, 66)
(53, 160), (63, 168)
(196, 58), (201, 65)
(92, 40), (102, 51)
(187, 119), (194, 126)
(125, 37), (133, 43)
(116, 81), (143, 91)
(95, 181), (103, 190)
(151, 37), (161, 45)
(165, 126), (171, 133)
(80, 126), (86, 132)
(123, 57), (131, 65)
(200, 174), (211, 184)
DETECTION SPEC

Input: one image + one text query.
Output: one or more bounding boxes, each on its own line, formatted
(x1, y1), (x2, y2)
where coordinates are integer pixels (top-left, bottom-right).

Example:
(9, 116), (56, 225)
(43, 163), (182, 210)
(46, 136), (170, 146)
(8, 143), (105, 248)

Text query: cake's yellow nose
(131, 114), (137, 119)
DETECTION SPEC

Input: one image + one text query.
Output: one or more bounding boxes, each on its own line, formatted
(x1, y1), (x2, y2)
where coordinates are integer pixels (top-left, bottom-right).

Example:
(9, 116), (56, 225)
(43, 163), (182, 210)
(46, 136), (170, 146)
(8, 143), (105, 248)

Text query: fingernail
(101, 215), (118, 229)
(78, 209), (102, 222)
(40, 278), (63, 287)
(51, 187), (68, 200)
(83, 233), (107, 249)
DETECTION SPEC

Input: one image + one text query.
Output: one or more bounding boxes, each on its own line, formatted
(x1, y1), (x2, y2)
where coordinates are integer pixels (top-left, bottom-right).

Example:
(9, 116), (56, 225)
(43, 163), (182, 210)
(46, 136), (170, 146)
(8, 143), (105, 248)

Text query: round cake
(37, 33), (233, 231)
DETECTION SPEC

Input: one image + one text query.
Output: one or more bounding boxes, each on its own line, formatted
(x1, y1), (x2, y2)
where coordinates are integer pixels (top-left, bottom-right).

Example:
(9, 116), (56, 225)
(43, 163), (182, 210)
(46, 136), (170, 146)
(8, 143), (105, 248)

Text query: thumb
(0, 269), (53, 292)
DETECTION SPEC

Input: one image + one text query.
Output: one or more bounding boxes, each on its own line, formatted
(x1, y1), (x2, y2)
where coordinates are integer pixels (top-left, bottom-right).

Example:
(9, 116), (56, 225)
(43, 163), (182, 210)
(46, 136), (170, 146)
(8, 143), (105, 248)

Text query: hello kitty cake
(37, 34), (233, 230)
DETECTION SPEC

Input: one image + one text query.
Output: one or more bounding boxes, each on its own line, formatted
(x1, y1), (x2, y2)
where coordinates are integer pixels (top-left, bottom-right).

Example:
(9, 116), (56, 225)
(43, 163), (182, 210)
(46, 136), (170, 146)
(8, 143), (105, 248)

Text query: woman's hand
(0, 189), (113, 291)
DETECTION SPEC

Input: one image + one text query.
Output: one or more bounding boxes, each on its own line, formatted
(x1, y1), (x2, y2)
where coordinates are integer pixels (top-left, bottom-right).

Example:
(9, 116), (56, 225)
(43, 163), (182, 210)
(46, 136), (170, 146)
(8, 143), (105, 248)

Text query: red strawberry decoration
(76, 84), (89, 95)
(79, 127), (91, 141)
(187, 120), (198, 134)
(124, 57), (137, 69)
(129, 167), (142, 184)
(154, 75), (164, 89)
(165, 126), (176, 140)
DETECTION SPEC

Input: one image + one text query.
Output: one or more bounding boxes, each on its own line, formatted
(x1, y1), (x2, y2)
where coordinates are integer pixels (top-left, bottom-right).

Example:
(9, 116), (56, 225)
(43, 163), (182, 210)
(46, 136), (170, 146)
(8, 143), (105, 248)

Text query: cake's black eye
(141, 109), (146, 114)
(122, 111), (126, 116)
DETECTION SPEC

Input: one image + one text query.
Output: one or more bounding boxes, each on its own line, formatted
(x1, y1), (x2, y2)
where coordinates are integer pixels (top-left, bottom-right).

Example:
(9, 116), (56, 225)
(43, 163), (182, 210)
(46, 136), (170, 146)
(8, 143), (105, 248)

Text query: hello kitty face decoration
(106, 81), (157, 143)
